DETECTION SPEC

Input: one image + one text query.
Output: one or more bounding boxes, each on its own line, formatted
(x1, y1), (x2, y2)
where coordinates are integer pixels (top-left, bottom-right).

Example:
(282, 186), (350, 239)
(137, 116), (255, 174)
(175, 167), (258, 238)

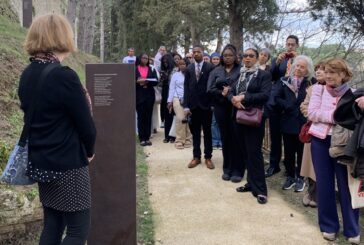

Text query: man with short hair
(265, 35), (300, 178)
(184, 45), (215, 169)
(122, 47), (136, 64)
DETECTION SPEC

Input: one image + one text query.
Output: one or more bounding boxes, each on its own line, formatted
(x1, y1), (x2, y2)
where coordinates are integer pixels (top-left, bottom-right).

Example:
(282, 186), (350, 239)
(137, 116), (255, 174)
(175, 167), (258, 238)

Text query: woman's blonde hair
(24, 14), (76, 55)
(324, 58), (353, 83)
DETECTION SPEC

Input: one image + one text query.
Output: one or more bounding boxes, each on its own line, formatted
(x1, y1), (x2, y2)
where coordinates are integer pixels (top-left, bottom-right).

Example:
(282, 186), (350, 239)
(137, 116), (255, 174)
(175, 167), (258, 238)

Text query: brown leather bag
(236, 107), (263, 127)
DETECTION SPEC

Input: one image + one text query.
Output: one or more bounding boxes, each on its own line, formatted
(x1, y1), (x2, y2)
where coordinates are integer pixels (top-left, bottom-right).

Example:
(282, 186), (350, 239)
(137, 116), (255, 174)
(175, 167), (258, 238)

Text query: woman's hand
(355, 96), (364, 110)
(221, 86), (230, 97)
(167, 102), (173, 113)
(231, 95), (245, 109)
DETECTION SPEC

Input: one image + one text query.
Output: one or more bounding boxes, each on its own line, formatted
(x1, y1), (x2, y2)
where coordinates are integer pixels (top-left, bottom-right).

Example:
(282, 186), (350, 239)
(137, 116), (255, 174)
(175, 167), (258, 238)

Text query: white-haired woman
(275, 55), (317, 192)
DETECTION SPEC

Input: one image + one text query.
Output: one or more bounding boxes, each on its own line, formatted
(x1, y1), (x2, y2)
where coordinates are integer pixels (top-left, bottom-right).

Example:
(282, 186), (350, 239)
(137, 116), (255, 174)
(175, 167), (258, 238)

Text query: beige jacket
(300, 86), (316, 181)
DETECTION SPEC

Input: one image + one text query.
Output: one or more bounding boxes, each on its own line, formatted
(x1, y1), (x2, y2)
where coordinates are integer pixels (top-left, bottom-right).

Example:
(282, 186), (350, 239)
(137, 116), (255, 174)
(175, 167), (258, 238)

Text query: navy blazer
(275, 76), (316, 134)
(135, 66), (158, 105)
(183, 62), (215, 110)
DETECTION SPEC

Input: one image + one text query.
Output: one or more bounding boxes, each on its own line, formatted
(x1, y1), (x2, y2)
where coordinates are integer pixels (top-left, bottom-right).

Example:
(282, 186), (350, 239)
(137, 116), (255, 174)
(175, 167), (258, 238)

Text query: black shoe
(222, 174), (231, 181)
(146, 140), (152, 146)
(236, 184), (252, 193)
(163, 138), (169, 143)
(140, 141), (147, 146)
(230, 176), (243, 183)
(265, 166), (281, 178)
(257, 195), (268, 204)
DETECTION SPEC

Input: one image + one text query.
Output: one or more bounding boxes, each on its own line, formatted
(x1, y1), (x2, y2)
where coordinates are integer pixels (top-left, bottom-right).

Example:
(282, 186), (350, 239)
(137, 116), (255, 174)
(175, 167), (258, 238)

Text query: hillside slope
(0, 14), (99, 165)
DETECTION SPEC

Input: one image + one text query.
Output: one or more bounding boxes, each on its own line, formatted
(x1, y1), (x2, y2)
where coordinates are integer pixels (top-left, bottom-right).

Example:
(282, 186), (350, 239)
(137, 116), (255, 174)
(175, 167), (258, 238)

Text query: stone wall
(0, 186), (42, 244)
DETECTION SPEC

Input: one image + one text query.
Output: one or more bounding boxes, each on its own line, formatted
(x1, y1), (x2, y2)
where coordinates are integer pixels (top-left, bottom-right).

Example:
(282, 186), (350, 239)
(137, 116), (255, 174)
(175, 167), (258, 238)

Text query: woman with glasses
(136, 53), (159, 146)
(230, 48), (272, 204)
(208, 44), (244, 182)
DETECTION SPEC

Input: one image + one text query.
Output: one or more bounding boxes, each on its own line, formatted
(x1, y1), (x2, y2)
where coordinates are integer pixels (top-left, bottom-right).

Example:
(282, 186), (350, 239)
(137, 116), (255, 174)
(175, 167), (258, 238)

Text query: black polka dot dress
(38, 166), (91, 212)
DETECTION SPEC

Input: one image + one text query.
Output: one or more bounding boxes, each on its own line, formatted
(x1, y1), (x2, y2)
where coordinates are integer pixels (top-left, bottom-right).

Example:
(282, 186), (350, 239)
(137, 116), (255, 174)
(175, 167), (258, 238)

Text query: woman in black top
(160, 53), (176, 143)
(19, 14), (96, 244)
(229, 48), (272, 204)
(136, 53), (159, 146)
(207, 44), (244, 182)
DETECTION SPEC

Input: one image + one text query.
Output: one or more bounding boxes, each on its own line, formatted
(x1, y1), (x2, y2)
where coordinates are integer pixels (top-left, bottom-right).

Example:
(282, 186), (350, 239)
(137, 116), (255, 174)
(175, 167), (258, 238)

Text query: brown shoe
(205, 159), (215, 169)
(188, 158), (201, 168)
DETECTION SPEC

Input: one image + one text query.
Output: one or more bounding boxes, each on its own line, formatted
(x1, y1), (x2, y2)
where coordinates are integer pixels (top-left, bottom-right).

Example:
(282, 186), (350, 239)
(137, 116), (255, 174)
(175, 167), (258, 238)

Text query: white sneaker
(348, 235), (360, 244)
(322, 232), (336, 241)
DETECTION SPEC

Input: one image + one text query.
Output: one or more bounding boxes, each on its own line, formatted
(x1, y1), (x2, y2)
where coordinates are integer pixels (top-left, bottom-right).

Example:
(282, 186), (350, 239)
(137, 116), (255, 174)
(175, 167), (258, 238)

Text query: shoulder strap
(19, 63), (60, 146)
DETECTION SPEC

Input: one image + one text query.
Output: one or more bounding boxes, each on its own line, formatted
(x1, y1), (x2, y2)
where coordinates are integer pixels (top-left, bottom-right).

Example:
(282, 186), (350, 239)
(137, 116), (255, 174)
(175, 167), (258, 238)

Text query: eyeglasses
(186, 56), (192, 59)
(243, 54), (256, 58)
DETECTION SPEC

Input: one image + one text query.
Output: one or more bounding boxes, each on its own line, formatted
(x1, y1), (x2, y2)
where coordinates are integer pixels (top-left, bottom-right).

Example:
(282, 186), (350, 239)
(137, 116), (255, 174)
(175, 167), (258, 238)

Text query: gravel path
(146, 132), (326, 245)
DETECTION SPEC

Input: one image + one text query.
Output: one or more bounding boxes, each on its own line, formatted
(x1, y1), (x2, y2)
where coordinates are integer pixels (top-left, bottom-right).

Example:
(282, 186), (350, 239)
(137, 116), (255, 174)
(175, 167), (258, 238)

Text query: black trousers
(39, 207), (90, 245)
(189, 107), (213, 159)
(233, 121), (267, 196)
(283, 133), (304, 178)
(268, 113), (283, 169)
(136, 98), (155, 141)
(214, 104), (245, 177)
(163, 106), (175, 140)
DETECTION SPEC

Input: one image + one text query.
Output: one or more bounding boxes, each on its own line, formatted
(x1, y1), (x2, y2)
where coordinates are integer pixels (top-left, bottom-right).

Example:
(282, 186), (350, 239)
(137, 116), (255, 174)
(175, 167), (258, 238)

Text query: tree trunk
(190, 23), (201, 46)
(99, 0), (105, 63)
(77, 0), (97, 53)
(66, 0), (77, 30)
(215, 27), (223, 53)
(77, 0), (86, 51)
(228, 0), (243, 51)
(184, 33), (191, 55)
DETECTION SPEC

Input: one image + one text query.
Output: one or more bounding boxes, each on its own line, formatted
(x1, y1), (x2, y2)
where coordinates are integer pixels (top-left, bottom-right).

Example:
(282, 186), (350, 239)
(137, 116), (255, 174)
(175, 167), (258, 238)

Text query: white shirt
(154, 52), (162, 71)
(195, 61), (204, 80)
(122, 56), (136, 64)
(168, 71), (185, 103)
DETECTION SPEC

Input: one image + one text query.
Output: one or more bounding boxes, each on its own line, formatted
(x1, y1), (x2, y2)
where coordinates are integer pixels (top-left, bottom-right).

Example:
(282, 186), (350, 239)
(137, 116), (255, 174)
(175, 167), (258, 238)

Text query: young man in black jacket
(183, 45), (215, 169)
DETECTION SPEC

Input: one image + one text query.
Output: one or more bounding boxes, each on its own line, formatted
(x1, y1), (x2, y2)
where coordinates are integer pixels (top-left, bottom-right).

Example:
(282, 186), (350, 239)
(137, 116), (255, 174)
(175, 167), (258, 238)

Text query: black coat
(227, 69), (272, 117)
(18, 63), (96, 172)
(334, 88), (364, 178)
(135, 65), (158, 105)
(207, 65), (241, 106)
(183, 62), (215, 110)
(275, 76), (316, 134)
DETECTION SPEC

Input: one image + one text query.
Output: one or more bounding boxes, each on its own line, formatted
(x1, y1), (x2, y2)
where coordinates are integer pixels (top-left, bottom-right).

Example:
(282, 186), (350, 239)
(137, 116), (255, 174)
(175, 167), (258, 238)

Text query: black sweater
(18, 62), (96, 172)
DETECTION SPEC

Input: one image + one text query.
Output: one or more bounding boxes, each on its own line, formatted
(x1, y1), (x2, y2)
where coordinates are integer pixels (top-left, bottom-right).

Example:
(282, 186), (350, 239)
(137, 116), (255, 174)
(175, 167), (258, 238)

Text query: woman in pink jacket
(308, 58), (360, 244)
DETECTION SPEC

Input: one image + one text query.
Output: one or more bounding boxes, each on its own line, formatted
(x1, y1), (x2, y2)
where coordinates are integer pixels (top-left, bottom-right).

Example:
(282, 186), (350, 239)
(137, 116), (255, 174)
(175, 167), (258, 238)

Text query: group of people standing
(128, 35), (364, 243)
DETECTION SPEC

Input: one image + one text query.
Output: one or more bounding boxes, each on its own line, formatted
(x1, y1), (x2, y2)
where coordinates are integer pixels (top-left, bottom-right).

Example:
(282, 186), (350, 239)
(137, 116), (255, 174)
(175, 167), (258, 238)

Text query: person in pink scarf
(308, 58), (360, 244)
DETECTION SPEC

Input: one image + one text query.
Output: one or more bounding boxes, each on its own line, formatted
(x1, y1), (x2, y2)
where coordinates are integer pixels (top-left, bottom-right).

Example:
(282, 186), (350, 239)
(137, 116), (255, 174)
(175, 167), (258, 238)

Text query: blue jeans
(211, 114), (221, 147)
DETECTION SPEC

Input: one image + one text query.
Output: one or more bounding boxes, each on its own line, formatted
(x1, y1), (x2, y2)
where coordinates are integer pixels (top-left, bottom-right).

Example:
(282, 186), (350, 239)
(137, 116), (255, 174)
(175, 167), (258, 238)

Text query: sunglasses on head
(243, 54), (256, 58)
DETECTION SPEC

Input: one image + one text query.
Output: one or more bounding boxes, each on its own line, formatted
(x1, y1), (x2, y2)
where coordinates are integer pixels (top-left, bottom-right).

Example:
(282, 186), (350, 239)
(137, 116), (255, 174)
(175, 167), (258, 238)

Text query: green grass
(136, 143), (155, 244)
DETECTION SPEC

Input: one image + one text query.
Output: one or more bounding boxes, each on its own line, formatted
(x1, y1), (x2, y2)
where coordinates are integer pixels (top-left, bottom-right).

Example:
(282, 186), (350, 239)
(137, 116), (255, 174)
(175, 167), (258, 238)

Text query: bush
(0, 140), (11, 174)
